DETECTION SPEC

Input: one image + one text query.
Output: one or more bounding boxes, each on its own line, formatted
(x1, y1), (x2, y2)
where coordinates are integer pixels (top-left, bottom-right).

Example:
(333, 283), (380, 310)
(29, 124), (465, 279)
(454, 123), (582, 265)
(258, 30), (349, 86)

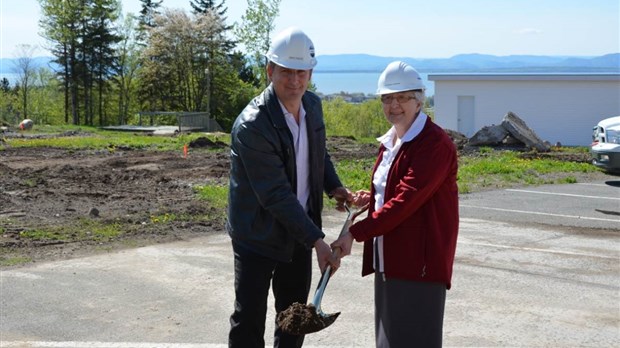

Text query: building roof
(428, 73), (620, 82)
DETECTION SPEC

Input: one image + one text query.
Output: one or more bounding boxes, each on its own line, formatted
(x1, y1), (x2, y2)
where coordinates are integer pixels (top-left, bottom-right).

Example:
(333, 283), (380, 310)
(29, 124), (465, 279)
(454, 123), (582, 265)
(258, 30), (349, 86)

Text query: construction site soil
(0, 132), (605, 268)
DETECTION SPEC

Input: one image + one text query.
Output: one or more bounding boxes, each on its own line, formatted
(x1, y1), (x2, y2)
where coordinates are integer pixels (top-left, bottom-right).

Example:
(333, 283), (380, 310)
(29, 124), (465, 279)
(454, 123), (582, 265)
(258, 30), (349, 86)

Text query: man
(227, 27), (350, 348)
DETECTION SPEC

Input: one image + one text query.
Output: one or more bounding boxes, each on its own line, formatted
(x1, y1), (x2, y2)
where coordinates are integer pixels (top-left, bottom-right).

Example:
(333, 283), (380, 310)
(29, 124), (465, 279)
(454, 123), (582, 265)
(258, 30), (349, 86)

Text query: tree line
(0, 0), (281, 131)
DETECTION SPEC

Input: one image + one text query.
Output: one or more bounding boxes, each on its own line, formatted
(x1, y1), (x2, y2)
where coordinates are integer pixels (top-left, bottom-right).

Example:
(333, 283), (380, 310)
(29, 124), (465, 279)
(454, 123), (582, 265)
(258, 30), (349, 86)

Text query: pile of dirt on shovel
(277, 302), (326, 335)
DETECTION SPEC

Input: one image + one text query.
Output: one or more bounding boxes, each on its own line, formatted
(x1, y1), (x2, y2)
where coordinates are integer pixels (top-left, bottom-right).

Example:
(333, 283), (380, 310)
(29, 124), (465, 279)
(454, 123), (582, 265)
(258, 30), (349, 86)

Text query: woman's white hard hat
(377, 61), (425, 95)
(265, 27), (317, 70)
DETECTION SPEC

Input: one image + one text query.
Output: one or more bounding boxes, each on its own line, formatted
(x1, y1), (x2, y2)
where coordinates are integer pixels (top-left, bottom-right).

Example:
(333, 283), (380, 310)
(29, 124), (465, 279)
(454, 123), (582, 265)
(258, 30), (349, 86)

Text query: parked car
(591, 115), (620, 174)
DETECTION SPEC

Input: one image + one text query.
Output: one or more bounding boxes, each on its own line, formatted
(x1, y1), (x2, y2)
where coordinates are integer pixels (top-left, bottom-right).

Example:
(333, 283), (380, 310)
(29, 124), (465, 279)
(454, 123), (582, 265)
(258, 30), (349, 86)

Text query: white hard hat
(265, 27), (317, 70)
(377, 61), (425, 95)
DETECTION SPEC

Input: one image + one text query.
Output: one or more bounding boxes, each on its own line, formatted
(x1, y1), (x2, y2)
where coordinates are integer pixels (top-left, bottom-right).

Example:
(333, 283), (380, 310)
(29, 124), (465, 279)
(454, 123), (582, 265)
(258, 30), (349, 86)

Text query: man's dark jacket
(227, 85), (343, 262)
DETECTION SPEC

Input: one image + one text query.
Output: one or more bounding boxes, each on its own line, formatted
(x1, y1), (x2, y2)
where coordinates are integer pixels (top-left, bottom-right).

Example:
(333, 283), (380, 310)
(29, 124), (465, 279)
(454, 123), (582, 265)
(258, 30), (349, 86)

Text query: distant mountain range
(313, 53), (620, 73)
(1, 53), (619, 74)
(0, 57), (58, 74)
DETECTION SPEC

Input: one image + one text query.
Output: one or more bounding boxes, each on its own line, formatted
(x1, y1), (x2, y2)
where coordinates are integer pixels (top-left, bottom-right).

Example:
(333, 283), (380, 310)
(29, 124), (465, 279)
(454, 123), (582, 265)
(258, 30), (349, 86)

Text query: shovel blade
(311, 311), (341, 333)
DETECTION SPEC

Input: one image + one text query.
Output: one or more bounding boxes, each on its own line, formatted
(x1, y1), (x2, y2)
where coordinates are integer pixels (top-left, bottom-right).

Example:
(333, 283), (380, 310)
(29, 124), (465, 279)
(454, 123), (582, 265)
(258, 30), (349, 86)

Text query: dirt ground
(0, 132), (604, 268)
(0, 134), (379, 267)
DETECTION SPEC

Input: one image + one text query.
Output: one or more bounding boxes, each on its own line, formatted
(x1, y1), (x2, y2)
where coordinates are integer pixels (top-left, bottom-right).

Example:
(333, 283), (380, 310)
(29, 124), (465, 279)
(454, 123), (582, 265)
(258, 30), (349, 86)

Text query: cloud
(515, 28), (543, 35)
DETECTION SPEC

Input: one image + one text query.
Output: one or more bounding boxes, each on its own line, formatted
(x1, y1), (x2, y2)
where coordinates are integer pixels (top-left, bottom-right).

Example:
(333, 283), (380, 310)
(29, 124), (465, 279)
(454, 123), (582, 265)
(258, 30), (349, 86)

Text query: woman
(332, 61), (459, 348)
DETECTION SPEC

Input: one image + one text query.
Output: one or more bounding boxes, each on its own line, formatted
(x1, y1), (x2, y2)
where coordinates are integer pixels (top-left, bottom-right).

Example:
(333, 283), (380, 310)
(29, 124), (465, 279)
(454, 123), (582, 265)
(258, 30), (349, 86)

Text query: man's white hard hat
(265, 27), (317, 70)
(377, 61), (425, 95)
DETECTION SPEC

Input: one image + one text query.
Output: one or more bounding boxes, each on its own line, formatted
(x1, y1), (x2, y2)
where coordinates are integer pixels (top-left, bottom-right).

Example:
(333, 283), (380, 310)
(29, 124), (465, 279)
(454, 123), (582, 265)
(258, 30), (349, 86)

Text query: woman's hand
(352, 190), (371, 207)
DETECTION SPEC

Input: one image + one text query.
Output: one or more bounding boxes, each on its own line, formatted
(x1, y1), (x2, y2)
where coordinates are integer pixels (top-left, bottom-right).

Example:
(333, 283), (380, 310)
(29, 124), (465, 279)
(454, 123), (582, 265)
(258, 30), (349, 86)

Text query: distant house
(428, 73), (620, 146)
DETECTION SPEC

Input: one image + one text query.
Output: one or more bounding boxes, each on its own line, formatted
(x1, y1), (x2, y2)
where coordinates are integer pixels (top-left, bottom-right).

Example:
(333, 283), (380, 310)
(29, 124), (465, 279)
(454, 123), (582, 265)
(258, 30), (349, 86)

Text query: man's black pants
(229, 241), (312, 348)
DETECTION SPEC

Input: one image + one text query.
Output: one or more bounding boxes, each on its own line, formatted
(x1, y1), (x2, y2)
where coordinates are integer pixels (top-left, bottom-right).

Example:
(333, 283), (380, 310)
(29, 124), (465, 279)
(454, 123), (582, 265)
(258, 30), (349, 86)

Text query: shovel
(277, 204), (369, 335)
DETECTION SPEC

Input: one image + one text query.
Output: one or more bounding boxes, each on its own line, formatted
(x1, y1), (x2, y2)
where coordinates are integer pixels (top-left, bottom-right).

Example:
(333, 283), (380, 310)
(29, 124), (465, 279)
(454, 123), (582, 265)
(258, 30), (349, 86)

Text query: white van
(591, 116), (620, 174)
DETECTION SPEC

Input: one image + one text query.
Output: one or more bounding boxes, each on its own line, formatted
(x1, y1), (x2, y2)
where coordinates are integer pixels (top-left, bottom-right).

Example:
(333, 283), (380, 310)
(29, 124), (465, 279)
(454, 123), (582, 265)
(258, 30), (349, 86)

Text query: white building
(428, 73), (620, 146)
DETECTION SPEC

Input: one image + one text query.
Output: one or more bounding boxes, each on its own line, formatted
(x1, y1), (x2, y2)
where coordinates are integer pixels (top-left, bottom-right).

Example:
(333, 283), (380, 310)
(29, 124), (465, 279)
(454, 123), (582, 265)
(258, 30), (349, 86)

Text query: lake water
(313, 71), (435, 96)
(1, 71), (436, 96)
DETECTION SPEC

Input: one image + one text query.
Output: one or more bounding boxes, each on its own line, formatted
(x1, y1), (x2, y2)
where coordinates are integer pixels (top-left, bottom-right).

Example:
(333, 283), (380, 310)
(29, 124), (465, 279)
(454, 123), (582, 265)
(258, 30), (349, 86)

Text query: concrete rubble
(447, 111), (551, 152)
(501, 112), (550, 152)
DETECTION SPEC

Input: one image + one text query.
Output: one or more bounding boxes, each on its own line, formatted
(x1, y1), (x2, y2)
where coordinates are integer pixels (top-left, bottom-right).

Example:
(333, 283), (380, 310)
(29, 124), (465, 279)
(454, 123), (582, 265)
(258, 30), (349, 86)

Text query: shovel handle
(333, 204), (368, 254)
(337, 204), (368, 239)
(352, 203), (370, 220)
(311, 204), (369, 308)
(311, 264), (332, 308)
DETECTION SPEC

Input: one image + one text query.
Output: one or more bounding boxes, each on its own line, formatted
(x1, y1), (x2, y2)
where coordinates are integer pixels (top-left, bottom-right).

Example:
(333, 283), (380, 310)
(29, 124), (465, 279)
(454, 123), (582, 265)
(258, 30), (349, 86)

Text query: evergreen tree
(0, 78), (10, 93)
(137, 0), (162, 45)
(189, 0), (238, 119)
(39, 0), (83, 124)
(115, 13), (141, 125)
(88, 0), (122, 126)
(136, 0), (163, 112)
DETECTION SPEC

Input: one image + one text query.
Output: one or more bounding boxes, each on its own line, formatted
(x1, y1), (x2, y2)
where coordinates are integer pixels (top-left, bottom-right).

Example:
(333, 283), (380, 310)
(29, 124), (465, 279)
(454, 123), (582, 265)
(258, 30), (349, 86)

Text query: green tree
(229, 51), (260, 87)
(114, 13), (141, 125)
(190, 0), (235, 50)
(81, 0), (121, 126)
(323, 98), (388, 139)
(135, 0), (163, 112)
(136, 0), (162, 45)
(141, 8), (226, 111)
(0, 78), (9, 92)
(190, 0), (238, 119)
(12, 44), (38, 120)
(0, 79), (18, 125)
(207, 56), (258, 131)
(234, 0), (281, 87)
(39, 0), (83, 124)
(39, 0), (121, 126)
(29, 68), (64, 125)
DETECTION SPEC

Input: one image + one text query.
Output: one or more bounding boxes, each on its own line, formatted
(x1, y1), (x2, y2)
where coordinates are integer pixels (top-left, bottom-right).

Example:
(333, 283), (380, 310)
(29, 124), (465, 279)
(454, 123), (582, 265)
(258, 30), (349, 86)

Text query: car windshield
(606, 126), (620, 144)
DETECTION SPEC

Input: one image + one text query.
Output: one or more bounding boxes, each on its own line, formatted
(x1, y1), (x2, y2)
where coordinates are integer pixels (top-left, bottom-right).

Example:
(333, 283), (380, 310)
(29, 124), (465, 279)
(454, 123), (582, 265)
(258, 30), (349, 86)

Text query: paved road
(460, 179), (620, 230)
(1, 179), (619, 347)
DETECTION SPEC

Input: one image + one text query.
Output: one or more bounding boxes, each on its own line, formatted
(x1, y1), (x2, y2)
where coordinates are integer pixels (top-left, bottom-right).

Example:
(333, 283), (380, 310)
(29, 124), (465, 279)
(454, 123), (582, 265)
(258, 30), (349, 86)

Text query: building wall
(431, 76), (620, 146)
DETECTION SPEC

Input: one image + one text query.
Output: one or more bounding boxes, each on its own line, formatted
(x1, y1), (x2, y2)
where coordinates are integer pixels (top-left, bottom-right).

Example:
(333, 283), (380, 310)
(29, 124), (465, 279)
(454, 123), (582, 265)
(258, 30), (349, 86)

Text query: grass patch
(195, 184), (229, 223)
(457, 150), (598, 193)
(150, 213), (180, 224)
(148, 211), (212, 225)
(22, 179), (37, 188)
(321, 158), (375, 208)
(18, 219), (122, 243)
(0, 252), (32, 267)
(329, 147), (598, 196)
(3, 125), (229, 152)
(334, 158), (375, 192)
(195, 184), (229, 210)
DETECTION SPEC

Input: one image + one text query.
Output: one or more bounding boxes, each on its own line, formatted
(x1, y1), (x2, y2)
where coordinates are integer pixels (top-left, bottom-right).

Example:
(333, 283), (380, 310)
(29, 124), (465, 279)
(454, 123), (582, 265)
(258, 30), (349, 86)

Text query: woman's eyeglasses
(380, 94), (416, 104)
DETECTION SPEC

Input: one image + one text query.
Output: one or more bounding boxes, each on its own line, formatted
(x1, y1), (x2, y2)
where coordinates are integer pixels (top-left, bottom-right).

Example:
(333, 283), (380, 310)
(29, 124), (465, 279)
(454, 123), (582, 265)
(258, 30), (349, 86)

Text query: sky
(1, 0), (619, 59)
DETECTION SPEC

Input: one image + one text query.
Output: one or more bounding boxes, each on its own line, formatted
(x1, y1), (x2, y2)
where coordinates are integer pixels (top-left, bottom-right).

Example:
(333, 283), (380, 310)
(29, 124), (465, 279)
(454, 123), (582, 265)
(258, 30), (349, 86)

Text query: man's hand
(314, 238), (340, 273)
(329, 187), (352, 212)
